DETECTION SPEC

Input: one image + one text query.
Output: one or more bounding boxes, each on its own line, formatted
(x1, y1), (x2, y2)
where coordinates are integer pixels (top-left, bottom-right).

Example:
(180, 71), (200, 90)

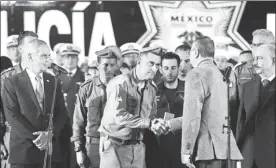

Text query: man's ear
(194, 49), (199, 58)
(272, 57), (275, 65)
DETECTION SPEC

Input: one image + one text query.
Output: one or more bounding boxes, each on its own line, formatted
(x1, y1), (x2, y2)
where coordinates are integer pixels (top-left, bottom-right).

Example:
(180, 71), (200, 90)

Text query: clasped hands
(150, 118), (171, 135)
(32, 131), (53, 151)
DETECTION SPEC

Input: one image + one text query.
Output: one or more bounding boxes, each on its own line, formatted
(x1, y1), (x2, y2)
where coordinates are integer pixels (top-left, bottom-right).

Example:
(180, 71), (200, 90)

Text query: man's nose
(252, 58), (257, 66)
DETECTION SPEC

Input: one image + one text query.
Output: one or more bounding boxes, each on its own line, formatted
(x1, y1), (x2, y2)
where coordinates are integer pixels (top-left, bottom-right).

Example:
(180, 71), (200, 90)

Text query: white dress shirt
(12, 61), (19, 67)
(262, 74), (275, 82)
(26, 68), (44, 92)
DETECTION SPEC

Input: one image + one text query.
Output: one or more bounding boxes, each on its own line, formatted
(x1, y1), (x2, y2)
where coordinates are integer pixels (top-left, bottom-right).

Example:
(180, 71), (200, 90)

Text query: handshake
(150, 118), (171, 135)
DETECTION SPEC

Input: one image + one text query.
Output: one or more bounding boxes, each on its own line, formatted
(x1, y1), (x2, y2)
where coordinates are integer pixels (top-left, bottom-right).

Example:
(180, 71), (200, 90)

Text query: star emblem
(67, 45), (73, 51)
(138, 1), (250, 51)
(128, 44), (134, 50)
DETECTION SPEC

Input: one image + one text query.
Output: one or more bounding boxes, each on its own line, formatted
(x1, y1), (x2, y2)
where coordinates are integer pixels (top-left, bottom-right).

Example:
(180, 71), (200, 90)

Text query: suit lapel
(20, 70), (41, 111)
(43, 73), (54, 115)
(244, 75), (261, 124)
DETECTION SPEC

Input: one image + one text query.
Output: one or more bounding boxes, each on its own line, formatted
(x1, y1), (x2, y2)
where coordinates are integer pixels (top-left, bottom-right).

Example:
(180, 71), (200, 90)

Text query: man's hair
(18, 31), (38, 46)
(28, 39), (48, 52)
(161, 52), (181, 66)
(252, 29), (275, 39)
(240, 50), (252, 56)
(193, 36), (215, 58)
(120, 62), (130, 70)
(175, 43), (191, 52)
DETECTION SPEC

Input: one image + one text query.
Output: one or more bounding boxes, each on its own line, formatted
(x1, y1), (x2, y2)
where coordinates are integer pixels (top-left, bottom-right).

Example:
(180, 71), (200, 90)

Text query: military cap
(120, 42), (142, 56)
(59, 43), (81, 56)
(7, 35), (19, 48)
(53, 43), (65, 54)
(95, 45), (121, 59)
(140, 45), (167, 56)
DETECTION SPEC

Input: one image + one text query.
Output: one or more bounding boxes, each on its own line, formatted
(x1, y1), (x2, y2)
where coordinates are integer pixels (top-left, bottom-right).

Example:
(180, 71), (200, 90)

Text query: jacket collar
(197, 58), (214, 67)
(94, 76), (105, 87)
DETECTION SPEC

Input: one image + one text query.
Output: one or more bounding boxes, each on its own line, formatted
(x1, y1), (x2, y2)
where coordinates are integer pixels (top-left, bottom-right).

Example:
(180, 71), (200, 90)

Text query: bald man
(1, 39), (67, 168)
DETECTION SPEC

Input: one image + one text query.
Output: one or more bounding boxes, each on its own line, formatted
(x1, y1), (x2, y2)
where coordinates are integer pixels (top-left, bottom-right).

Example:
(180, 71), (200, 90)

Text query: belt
(107, 135), (141, 145)
(86, 137), (100, 144)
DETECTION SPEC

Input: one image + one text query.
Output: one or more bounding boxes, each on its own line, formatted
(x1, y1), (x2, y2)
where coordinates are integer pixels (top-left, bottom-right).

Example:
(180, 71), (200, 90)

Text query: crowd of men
(0, 28), (275, 168)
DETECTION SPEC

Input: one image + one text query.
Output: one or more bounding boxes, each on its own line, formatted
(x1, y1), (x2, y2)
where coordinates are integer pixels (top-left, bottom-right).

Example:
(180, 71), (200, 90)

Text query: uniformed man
(53, 43), (66, 67)
(98, 46), (168, 168)
(120, 42), (142, 69)
(85, 60), (99, 80)
(59, 43), (85, 124)
(6, 35), (20, 66)
(79, 57), (89, 74)
(71, 46), (120, 168)
(0, 31), (38, 168)
(150, 44), (167, 85)
(58, 43), (85, 168)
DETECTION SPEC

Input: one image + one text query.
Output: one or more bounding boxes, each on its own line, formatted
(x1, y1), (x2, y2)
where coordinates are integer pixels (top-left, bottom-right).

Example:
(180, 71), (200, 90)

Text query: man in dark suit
(1, 39), (66, 168)
(236, 43), (275, 168)
(58, 44), (85, 168)
(1, 31), (38, 168)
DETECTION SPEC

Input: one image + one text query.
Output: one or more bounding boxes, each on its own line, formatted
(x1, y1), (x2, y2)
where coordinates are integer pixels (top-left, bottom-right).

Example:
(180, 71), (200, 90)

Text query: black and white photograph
(0, 1), (275, 168)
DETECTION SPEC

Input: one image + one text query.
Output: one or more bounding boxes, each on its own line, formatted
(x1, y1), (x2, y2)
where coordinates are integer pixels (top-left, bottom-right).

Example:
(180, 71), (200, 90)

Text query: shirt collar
(158, 79), (184, 93)
(26, 68), (43, 80)
(262, 74), (275, 82)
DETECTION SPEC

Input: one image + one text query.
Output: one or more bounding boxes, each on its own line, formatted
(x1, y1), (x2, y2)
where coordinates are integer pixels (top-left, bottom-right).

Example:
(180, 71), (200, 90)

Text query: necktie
(262, 79), (270, 87)
(35, 75), (44, 110)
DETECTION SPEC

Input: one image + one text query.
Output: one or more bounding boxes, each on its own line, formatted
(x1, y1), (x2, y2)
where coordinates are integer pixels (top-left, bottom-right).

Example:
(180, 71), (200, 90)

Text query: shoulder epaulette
(1, 67), (15, 75)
